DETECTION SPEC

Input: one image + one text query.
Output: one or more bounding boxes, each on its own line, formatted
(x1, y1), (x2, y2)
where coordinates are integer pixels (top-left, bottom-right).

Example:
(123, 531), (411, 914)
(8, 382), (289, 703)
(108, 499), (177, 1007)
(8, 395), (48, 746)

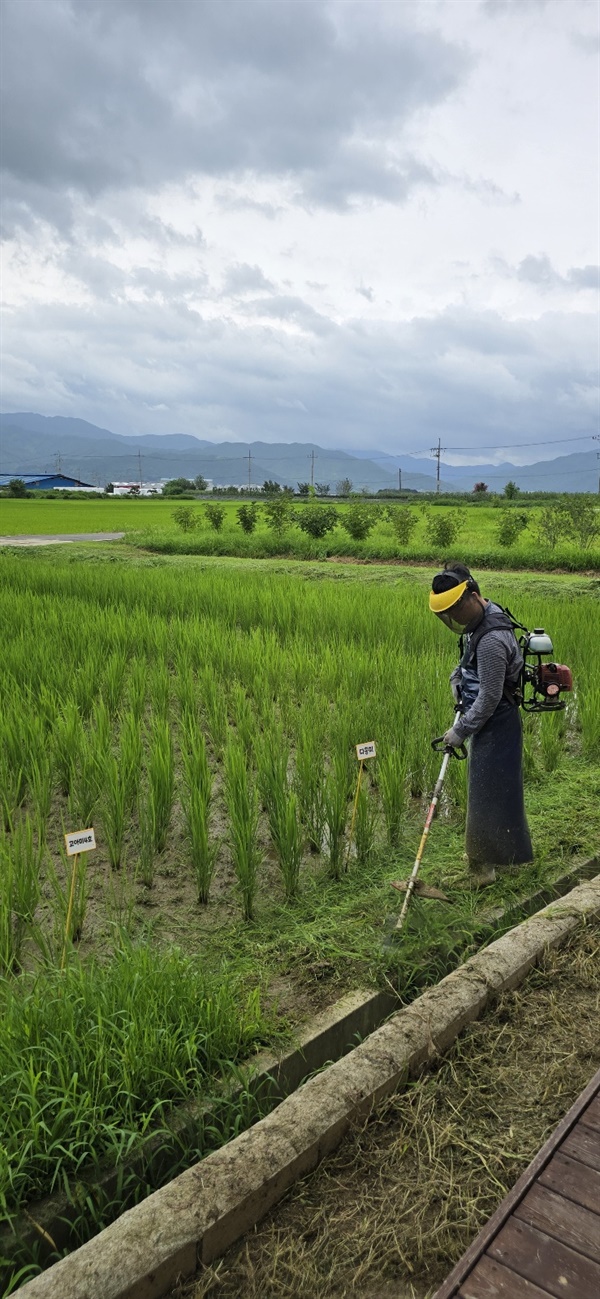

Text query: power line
(410, 433), (595, 455)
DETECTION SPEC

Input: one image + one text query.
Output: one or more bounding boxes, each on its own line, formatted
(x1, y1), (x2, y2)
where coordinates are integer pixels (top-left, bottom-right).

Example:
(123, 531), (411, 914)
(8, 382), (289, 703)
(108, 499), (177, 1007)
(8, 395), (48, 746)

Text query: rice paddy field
(1, 494), (599, 570)
(1, 541), (599, 1289)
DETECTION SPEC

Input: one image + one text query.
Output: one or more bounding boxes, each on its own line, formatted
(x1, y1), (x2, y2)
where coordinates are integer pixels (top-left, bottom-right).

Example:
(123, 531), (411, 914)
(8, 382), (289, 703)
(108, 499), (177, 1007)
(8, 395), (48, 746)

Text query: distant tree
(204, 502), (226, 532)
(534, 504), (570, 550)
(504, 480), (520, 499)
(473, 482), (488, 494)
(105, 482), (115, 494)
(263, 495), (294, 535)
(495, 511), (529, 547)
(172, 506), (198, 533)
(194, 474), (208, 491)
(296, 505), (339, 539)
(340, 502), (378, 541)
(424, 510), (464, 548)
(387, 506), (418, 546)
(237, 502), (260, 534)
(7, 478), (27, 497)
(336, 478), (353, 497)
(315, 482), (331, 495)
(297, 482), (311, 495)
(163, 477), (195, 496)
(262, 480), (281, 494)
(560, 497), (600, 550)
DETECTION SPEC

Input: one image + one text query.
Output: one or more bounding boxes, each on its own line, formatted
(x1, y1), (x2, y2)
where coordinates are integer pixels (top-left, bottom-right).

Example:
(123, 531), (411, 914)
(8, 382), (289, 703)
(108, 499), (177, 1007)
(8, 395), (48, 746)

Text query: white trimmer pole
(395, 709), (462, 933)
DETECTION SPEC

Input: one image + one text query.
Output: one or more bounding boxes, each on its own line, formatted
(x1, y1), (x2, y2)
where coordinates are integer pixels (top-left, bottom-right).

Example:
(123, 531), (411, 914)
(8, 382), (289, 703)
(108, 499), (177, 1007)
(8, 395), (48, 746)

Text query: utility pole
(138, 449), (143, 492)
(430, 438), (445, 494)
(398, 467), (402, 493)
(247, 449), (252, 490)
(55, 451), (62, 475)
(309, 448), (316, 488)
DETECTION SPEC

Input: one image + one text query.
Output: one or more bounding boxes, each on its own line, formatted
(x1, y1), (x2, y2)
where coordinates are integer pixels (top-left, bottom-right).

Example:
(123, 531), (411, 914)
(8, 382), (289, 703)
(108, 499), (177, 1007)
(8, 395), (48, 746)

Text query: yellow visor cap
(429, 579), (468, 613)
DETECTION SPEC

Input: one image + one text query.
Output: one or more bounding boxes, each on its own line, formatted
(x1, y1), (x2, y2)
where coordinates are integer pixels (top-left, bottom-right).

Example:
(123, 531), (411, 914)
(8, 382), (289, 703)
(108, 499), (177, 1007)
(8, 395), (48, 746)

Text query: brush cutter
(390, 709), (467, 933)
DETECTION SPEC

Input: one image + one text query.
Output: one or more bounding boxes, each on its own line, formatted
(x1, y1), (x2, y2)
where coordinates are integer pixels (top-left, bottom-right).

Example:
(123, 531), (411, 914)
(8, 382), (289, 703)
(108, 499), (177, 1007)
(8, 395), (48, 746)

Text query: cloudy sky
(1, 0), (598, 464)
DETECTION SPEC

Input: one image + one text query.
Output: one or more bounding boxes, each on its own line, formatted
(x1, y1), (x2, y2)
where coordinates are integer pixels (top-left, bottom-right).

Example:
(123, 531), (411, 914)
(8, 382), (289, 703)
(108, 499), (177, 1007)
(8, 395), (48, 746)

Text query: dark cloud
(2, 295), (595, 453)
(517, 253), (599, 291)
(1, 0), (470, 228)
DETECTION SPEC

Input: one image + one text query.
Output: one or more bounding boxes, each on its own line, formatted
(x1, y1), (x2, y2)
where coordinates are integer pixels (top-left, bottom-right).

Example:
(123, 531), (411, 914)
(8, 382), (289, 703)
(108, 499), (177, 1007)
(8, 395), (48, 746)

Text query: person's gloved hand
(443, 727), (464, 749)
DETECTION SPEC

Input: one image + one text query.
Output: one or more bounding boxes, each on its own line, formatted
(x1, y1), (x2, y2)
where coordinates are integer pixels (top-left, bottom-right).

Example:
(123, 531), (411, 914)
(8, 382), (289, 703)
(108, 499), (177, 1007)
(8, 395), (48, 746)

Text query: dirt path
(176, 921), (600, 1299)
(0, 532), (125, 545)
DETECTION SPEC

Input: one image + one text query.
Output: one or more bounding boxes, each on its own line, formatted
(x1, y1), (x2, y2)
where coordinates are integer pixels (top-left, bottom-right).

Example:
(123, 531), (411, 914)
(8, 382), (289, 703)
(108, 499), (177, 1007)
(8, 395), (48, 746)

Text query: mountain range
(0, 413), (597, 493)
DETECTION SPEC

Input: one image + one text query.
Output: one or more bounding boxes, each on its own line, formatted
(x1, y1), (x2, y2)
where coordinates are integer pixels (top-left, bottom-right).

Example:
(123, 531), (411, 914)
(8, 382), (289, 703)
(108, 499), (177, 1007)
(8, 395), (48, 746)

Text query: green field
(1, 496), (599, 571)
(1, 544), (599, 1285)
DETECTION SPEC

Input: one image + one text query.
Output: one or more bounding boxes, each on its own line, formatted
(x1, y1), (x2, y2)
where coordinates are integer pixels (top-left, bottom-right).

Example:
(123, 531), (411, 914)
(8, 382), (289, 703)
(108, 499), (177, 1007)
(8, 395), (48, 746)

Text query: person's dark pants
(466, 702), (533, 868)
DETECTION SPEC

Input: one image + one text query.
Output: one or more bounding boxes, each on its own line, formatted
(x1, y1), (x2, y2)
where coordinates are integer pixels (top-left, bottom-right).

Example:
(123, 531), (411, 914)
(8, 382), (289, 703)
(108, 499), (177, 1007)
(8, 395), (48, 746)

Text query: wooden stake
(61, 853), (78, 971)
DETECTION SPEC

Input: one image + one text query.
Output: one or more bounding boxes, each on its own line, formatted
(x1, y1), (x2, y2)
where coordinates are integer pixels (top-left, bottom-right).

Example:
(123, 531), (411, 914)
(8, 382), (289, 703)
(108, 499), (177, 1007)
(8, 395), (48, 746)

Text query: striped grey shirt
(451, 622), (522, 741)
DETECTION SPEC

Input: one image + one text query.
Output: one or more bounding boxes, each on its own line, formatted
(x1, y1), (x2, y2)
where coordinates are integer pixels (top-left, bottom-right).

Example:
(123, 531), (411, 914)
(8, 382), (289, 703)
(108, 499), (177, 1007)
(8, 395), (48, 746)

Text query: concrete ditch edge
(17, 872), (600, 1299)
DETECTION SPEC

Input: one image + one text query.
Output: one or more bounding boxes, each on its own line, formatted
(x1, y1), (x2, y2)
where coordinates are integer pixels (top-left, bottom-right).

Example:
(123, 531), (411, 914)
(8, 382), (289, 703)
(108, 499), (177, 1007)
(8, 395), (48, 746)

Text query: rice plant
(354, 779), (378, 865)
(53, 699), (82, 797)
(324, 753), (349, 880)
(258, 733), (302, 899)
(119, 709), (143, 810)
(0, 818), (42, 973)
(295, 720), (326, 853)
(29, 751), (54, 839)
(147, 718), (174, 853)
(379, 750), (407, 848)
(180, 723), (217, 903)
(102, 754), (127, 869)
(225, 738), (262, 920)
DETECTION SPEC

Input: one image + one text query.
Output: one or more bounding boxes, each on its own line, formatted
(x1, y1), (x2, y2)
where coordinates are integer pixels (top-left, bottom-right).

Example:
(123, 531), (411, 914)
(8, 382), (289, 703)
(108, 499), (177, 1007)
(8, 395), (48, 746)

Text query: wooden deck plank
(488, 1218), (600, 1298)
(515, 1183), (600, 1264)
(456, 1254), (554, 1298)
(581, 1094), (600, 1133)
(561, 1122), (600, 1172)
(539, 1150), (600, 1214)
(433, 1067), (600, 1298)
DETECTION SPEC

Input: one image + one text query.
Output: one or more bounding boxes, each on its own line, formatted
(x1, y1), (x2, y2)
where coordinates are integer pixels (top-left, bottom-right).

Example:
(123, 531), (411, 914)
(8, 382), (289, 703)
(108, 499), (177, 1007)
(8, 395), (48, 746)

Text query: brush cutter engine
(518, 628), (573, 713)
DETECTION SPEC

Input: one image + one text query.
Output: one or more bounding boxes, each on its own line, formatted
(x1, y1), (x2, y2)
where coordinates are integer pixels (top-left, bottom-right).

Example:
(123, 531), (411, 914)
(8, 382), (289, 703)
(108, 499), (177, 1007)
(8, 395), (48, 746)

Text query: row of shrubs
(171, 497), (600, 551)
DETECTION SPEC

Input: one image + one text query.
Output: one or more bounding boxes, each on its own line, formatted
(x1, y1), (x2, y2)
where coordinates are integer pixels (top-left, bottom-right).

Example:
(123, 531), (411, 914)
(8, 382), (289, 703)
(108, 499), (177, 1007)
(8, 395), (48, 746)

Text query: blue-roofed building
(0, 473), (96, 490)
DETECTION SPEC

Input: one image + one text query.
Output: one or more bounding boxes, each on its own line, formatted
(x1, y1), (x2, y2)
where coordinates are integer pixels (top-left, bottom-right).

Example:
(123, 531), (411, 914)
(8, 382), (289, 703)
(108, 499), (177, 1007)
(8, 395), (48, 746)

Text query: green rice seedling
(102, 754), (127, 869)
(175, 662), (197, 722)
(9, 815), (42, 956)
(149, 662), (170, 719)
(225, 737), (262, 920)
(147, 718), (174, 853)
(29, 751), (54, 839)
(0, 709), (27, 811)
(119, 709), (143, 810)
(53, 699), (82, 797)
(258, 732), (302, 899)
(127, 657), (147, 722)
(103, 651), (128, 716)
(230, 681), (258, 755)
(199, 667), (228, 756)
(540, 711), (566, 774)
(68, 728), (105, 828)
(0, 837), (17, 974)
(46, 846), (89, 953)
(354, 780), (378, 866)
(379, 749), (407, 848)
(295, 719), (326, 853)
(180, 723), (217, 903)
(0, 751), (23, 830)
(137, 796), (155, 888)
(324, 753), (349, 880)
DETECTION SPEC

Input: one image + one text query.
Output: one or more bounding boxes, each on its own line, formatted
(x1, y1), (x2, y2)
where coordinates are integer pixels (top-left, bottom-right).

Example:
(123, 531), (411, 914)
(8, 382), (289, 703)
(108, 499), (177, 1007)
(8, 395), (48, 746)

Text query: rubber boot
(468, 860), (496, 888)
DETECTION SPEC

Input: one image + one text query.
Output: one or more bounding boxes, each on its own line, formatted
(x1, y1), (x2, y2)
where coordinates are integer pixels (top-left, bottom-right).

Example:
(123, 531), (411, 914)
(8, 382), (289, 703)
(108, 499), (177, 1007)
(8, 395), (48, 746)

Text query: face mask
(437, 612), (467, 634)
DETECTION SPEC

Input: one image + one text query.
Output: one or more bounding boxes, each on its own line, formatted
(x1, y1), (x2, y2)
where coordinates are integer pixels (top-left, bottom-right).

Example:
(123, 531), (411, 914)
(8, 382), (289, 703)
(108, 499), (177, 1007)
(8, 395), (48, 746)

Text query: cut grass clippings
(184, 919), (600, 1299)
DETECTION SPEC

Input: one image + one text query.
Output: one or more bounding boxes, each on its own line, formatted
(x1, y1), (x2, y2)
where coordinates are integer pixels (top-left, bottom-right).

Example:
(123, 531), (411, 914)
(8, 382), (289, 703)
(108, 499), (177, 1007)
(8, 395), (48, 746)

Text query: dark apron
(465, 699), (533, 867)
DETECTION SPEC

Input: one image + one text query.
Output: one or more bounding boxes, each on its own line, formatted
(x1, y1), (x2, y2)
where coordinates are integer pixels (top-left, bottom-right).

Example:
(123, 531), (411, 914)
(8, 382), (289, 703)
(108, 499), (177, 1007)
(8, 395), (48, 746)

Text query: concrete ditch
(16, 871), (600, 1299)
(4, 854), (596, 1278)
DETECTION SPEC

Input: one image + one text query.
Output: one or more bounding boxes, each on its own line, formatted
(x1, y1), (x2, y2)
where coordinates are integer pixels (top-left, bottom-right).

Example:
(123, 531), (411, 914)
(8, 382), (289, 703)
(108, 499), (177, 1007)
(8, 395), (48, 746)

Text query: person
(429, 563), (533, 886)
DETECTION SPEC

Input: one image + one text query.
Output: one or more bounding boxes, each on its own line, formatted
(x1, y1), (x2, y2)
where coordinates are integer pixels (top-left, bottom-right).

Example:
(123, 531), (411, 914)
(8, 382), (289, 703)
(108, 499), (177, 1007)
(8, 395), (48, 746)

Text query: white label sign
(356, 741), (376, 761)
(65, 828), (96, 856)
